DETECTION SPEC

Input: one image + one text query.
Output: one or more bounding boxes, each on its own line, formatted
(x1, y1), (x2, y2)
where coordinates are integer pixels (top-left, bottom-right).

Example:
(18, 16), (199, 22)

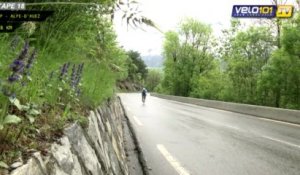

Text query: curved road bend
(119, 93), (300, 175)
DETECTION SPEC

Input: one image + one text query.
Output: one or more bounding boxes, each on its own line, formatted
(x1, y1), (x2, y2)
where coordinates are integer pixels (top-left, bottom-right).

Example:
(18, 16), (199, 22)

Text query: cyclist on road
(141, 87), (147, 103)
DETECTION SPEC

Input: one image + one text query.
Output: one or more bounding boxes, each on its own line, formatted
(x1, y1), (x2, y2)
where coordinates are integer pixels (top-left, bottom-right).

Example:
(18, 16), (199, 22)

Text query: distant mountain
(142, 55), (163, 68)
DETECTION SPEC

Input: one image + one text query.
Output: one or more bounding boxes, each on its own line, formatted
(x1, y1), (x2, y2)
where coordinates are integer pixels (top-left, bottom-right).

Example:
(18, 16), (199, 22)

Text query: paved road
(119, 93), (300, 175)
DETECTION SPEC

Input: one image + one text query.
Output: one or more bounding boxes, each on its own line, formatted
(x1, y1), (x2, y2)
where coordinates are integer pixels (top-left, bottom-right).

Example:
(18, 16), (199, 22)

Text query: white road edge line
(262, 136), (300, 149)
(133, 116), (143, 126)
(258, 118), (300, 127)
(157, 144), (191, 175)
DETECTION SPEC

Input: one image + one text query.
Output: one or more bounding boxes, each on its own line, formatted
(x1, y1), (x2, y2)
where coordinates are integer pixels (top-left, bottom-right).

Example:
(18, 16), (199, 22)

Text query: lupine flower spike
(8, 41), (29, 83)
(59, 62), (70, 81)
(70, 64), (76, 88)
(24, 49), (37, 76)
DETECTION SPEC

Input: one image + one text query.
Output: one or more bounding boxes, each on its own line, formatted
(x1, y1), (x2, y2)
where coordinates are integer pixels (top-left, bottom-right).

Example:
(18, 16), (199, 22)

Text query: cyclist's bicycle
(141, 88), (147, 104)
(142, 94), (146, 103)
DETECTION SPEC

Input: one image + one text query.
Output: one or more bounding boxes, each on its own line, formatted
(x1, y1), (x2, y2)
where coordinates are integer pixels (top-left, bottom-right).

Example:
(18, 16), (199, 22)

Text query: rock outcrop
(117, 80), (142, 92)
(10, 97), (129, 175)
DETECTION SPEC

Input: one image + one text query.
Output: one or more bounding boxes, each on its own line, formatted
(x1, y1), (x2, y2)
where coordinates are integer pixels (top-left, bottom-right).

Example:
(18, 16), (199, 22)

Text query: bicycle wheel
(142, 96), (145, 103)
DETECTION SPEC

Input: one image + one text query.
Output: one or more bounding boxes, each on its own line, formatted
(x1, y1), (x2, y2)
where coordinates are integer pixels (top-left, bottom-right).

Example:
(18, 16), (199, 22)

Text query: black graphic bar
(0, 10), (54, 22)
(0, 22), (22, 32)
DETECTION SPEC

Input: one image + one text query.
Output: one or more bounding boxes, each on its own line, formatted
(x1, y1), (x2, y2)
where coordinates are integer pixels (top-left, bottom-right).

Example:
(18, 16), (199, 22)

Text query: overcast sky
(113, 0), (296, 56)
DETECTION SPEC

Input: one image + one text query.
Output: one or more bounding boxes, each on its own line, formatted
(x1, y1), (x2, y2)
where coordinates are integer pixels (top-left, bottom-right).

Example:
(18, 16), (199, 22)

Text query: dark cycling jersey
(142, 89), (147, 96)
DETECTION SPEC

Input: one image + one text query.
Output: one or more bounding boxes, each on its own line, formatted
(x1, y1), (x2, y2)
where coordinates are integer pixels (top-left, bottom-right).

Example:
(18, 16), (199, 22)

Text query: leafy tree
(162, 18), (215, 96)
(145, 69), (162, 91)
(159, 12), (299, 110)
(221, 24), (275, 104)
(126, 50), (148, 83)
(189, 60), (225, 100)
(257, 14), (300, 109)
(161, 31), (180, 94)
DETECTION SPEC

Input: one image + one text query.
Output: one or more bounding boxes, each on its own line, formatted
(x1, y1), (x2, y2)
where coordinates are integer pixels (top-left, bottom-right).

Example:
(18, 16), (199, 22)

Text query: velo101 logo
(232, 5), (293, 18)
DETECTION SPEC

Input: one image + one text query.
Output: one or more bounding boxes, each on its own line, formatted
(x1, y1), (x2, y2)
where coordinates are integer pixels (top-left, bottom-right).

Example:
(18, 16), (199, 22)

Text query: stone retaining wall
(10, 97), (129, 175)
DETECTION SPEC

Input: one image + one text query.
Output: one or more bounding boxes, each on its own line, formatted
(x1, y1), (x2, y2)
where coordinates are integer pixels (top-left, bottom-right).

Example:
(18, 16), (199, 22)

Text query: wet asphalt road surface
(119, 93), (300, 175)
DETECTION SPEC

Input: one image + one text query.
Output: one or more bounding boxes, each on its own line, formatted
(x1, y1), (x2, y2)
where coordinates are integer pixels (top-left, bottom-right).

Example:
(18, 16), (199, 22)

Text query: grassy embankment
(0, 3), (128, 167)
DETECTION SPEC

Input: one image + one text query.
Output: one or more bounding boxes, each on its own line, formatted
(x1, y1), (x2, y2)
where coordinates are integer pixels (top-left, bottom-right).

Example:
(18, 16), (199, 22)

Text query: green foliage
(190, 61), (224, 100)
(126, 50), (148, 83)
(0, 161), (9, 169)
(224, 26), (275, 104)
(145, 69), (162, 91)
(9, 97), (40, 124)
(161, 16), (300, 109)
(162, 18), (214, 96)
(0, 114), (22, 130)
(257, 14), (300, 108)
(0, 0), (130, 165)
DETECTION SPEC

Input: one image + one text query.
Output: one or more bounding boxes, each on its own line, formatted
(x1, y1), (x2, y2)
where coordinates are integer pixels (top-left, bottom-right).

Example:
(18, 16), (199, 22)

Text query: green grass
(0, 5), (128, 166)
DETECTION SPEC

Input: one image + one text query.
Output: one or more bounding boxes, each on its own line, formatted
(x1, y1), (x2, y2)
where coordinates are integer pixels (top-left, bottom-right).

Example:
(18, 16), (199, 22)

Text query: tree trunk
(276, 19), (281, 48)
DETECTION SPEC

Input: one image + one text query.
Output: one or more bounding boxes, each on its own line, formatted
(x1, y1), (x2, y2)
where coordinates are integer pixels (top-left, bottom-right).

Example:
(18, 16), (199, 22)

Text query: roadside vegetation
(125, 50), (148, 85)
(0, 0), (153, 168)
(158, 14), (300, 110)
(116, 50), (148, 91)
(146, 69), (162, 92)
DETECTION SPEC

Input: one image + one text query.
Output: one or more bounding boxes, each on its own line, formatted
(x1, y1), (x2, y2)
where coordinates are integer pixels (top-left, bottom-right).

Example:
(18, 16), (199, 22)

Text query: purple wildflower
(70, 63), (84, 96)
(8, 40), (30, 83)
(25, 49), (37, 69)
(8, 74), (21, 82)
(18, 40), (29, 61)
(59, 62), (70, 80)
(59, 64), (67, 80)
(70, 64), (76, 88)
(10, 60), (25, 73)
(74, 63), (84, 87)
(23, 49), (37, 77)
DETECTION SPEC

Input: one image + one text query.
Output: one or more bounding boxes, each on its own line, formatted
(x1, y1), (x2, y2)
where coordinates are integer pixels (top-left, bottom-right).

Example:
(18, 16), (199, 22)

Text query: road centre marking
(133, 115), (143, 126)
(262, 136), (300, 149)
(157, 144), (191, 175)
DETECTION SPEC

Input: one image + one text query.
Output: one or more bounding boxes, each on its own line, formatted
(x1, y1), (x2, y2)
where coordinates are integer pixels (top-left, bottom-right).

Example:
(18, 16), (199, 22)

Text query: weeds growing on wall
(0, 1), (129, 167)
